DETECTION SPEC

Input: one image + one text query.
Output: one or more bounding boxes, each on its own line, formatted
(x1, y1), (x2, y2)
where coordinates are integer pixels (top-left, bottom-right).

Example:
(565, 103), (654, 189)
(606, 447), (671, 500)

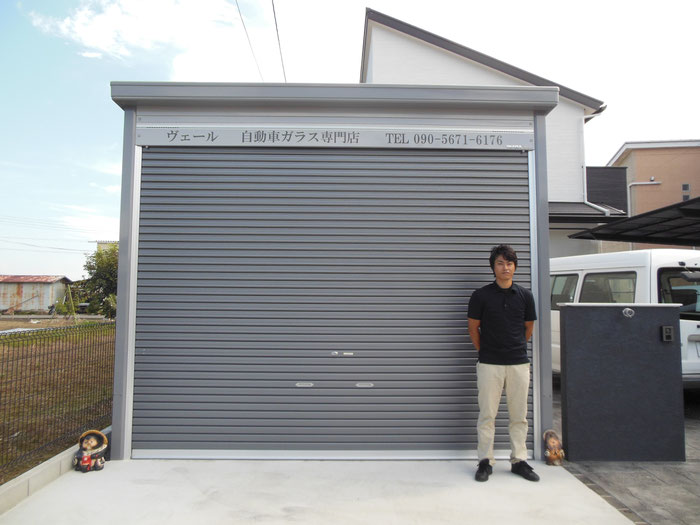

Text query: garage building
(110, 83), (556, 461)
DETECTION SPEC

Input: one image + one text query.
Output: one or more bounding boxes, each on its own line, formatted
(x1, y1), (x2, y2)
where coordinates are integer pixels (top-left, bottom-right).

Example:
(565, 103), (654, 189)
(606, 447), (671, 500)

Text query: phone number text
(385, 132), (505, 146)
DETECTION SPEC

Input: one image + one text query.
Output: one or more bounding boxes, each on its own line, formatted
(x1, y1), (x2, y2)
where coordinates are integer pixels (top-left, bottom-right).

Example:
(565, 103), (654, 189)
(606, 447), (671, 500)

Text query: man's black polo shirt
(467, 281), (537, 365)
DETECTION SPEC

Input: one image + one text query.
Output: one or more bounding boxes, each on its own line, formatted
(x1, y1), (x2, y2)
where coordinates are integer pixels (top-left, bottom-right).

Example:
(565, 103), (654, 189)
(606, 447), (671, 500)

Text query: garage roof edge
(110, 82), (558, 113)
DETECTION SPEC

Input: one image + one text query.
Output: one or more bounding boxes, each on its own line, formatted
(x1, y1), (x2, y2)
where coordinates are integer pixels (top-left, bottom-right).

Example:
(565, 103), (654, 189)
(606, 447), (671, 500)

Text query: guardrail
(0, 322), (115, 484)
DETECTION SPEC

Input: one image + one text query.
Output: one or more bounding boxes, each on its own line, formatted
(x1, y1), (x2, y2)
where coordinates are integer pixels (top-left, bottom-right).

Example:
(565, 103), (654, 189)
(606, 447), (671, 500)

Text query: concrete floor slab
(0, 460), (632, 525)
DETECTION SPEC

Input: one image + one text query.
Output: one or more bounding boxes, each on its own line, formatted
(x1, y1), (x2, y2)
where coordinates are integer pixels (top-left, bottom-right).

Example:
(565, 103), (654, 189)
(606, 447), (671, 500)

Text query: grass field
(0, 317), (103, 331)
(0, 323), (115, 484)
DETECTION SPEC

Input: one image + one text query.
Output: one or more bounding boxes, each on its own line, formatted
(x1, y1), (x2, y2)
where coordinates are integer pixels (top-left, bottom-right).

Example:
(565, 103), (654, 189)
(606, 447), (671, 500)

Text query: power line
(0, 215), (101, 235)
(0, 239), (89, 253)
(235, 0), (264, 81)
(271, 0), (287, 82)
(0, 247), (90, 255)
(0, 235), (90, 243)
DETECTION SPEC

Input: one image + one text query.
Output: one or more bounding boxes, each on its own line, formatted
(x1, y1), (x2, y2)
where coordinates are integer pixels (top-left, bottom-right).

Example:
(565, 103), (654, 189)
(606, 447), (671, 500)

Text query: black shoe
(475, 459), (492, 482)
(511, 461), (540, 482)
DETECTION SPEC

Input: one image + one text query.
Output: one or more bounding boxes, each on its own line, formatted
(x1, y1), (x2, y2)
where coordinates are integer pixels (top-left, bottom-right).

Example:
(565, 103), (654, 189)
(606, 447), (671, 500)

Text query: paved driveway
(0, 459), (632, 525)
(554, 384), (700, 525)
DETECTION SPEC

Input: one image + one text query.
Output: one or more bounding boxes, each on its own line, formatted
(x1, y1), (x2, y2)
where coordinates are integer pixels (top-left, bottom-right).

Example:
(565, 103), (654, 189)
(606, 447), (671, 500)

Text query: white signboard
(136, 127), (534, 150)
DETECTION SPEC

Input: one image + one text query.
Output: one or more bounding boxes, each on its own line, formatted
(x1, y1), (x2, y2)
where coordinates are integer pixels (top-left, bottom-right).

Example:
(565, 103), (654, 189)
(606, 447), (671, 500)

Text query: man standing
(467, 244), (539, 482)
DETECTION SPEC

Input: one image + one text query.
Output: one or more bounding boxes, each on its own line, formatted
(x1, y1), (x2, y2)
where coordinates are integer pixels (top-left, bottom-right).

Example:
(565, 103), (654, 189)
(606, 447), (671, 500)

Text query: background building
(0, 275), (71, 313)
(606, 140), (700, 250)
(95, 240), (119, 252)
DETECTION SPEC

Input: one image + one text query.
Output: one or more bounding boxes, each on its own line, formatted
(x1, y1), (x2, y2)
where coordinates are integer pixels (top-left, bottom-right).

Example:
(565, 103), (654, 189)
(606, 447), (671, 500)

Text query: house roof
(0, 275), (71, 284)
(570, 196), (700, 246)
(607, 140), (700, 166)
(361, 8), (606, 116)
(549, 202), (626, 224)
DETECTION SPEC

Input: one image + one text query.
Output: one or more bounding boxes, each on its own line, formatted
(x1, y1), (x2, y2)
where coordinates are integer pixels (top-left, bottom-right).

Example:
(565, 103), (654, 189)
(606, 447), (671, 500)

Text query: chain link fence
(0, 322), (115, 484)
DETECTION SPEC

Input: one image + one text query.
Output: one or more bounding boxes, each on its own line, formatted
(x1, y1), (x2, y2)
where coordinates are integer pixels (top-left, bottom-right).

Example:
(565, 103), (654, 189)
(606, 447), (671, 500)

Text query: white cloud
(58, 204), (99, 214)
(28, 0), (284, 81)
(72, 159), (121, 176)
(91, 160), (122, 176)
(0, 160), (45, 170)
(61, 214), (120, 240)
(89, 182), (120, 194)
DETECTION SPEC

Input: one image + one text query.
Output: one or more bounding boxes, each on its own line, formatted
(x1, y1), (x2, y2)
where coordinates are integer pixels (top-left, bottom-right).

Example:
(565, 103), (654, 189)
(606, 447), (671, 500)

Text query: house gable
(361, 9), (605, 116)
(364, 23), (530, 89)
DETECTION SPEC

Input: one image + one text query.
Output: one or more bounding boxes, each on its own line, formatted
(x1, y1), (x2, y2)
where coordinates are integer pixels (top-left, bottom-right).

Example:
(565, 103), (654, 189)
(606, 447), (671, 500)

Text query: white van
(550, 249), (700, 386)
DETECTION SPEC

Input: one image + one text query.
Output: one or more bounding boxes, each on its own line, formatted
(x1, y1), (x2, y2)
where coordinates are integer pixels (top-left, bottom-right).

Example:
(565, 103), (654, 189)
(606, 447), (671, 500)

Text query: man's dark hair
(489, 244), (518, 270)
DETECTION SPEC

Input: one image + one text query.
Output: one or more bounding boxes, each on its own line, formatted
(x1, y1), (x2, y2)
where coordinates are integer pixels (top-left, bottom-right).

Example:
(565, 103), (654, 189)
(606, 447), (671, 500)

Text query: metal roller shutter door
(133, 146), (533, 455)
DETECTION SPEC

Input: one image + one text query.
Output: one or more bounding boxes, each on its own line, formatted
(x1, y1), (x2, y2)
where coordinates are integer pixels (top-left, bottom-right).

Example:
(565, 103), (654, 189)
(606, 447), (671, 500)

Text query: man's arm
(524, 320), (535, 342)
(468, 318), (481, 351)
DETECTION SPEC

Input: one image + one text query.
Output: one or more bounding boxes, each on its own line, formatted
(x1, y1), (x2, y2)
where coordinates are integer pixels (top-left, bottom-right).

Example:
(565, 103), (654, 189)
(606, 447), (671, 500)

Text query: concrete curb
(0, 446), (77, 516)
(0, 427), (111, 516)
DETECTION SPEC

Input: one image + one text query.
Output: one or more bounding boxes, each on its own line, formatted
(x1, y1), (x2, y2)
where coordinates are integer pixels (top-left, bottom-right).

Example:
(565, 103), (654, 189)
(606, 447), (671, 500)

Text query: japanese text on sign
(167, 130), (219, 143)
(385, 132), (504, 146)
(138, 127), (533, 150)
(241, 130), (360, 145)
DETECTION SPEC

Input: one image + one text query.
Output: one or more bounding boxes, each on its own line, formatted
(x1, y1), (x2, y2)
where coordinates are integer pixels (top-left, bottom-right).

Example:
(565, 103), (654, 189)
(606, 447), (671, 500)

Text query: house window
(682, 183), (690, 191)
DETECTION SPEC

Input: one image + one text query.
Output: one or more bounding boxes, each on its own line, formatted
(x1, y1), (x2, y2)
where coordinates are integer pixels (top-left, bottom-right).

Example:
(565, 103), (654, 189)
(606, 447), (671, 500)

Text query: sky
(1, 0), (699, 280)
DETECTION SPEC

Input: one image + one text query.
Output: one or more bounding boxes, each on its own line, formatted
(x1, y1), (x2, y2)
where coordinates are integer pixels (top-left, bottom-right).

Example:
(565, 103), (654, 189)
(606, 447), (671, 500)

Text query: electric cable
(235, 0), (264, 81)
(0, 239), (89, 253)
(271, 0), (287, 82)
(0, 220), (99, 235)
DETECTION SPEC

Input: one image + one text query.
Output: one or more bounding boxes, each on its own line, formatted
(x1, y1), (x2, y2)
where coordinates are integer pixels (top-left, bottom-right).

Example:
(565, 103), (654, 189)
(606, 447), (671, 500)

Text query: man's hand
(524, 320), (535, 341)
(468, 318), (481, 351)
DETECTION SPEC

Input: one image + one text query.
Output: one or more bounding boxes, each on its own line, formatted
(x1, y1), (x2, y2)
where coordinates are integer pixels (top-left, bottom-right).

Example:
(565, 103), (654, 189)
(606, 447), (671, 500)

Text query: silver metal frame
(111, 134), (142, 460)
(531, 114), (554, 460)
(528, 150), (542, 460)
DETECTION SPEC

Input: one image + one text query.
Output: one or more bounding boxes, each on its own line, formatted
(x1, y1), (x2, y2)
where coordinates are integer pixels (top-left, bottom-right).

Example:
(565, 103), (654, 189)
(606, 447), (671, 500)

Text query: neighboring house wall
(549, 230), (599, 258)
(609, 142), (700, 250)
(363, 23), (588, 204)
(365, 25), (532, 87)
(96, 241), (119, 252)
(0, 281), (67, 312)
(546, 101), (586, 203)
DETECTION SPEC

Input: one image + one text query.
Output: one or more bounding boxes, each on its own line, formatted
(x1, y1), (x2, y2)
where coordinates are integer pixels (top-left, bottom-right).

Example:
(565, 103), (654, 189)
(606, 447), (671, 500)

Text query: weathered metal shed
(0, 275), (71, 312)
(110, 82), (556, 461)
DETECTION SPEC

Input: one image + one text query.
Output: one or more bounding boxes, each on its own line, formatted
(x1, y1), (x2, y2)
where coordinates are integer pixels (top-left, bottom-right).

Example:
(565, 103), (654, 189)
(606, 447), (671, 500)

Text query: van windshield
(658, 268), (700, 320)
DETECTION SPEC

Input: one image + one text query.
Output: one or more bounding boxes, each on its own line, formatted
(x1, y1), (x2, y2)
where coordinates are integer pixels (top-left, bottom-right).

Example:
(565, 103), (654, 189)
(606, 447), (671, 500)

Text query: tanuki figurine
(73, 430), (108, 473)
(543, 429), (565, 466)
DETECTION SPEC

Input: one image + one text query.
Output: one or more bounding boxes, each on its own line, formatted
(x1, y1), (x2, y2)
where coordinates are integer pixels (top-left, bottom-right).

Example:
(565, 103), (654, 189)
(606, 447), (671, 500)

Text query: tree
(83, 244), (119, 318)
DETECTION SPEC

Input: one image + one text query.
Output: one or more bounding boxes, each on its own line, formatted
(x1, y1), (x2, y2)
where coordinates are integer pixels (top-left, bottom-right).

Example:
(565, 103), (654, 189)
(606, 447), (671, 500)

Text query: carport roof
(570, 196), (700, 246)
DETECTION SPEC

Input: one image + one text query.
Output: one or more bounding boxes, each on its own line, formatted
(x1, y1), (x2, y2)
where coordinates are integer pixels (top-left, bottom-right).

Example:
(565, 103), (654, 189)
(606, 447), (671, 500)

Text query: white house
(360, 9), (623, 257)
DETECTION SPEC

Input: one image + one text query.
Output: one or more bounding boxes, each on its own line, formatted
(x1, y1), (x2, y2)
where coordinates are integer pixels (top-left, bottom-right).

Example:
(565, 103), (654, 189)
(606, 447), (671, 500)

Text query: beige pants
(476, 362), (530, 465)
